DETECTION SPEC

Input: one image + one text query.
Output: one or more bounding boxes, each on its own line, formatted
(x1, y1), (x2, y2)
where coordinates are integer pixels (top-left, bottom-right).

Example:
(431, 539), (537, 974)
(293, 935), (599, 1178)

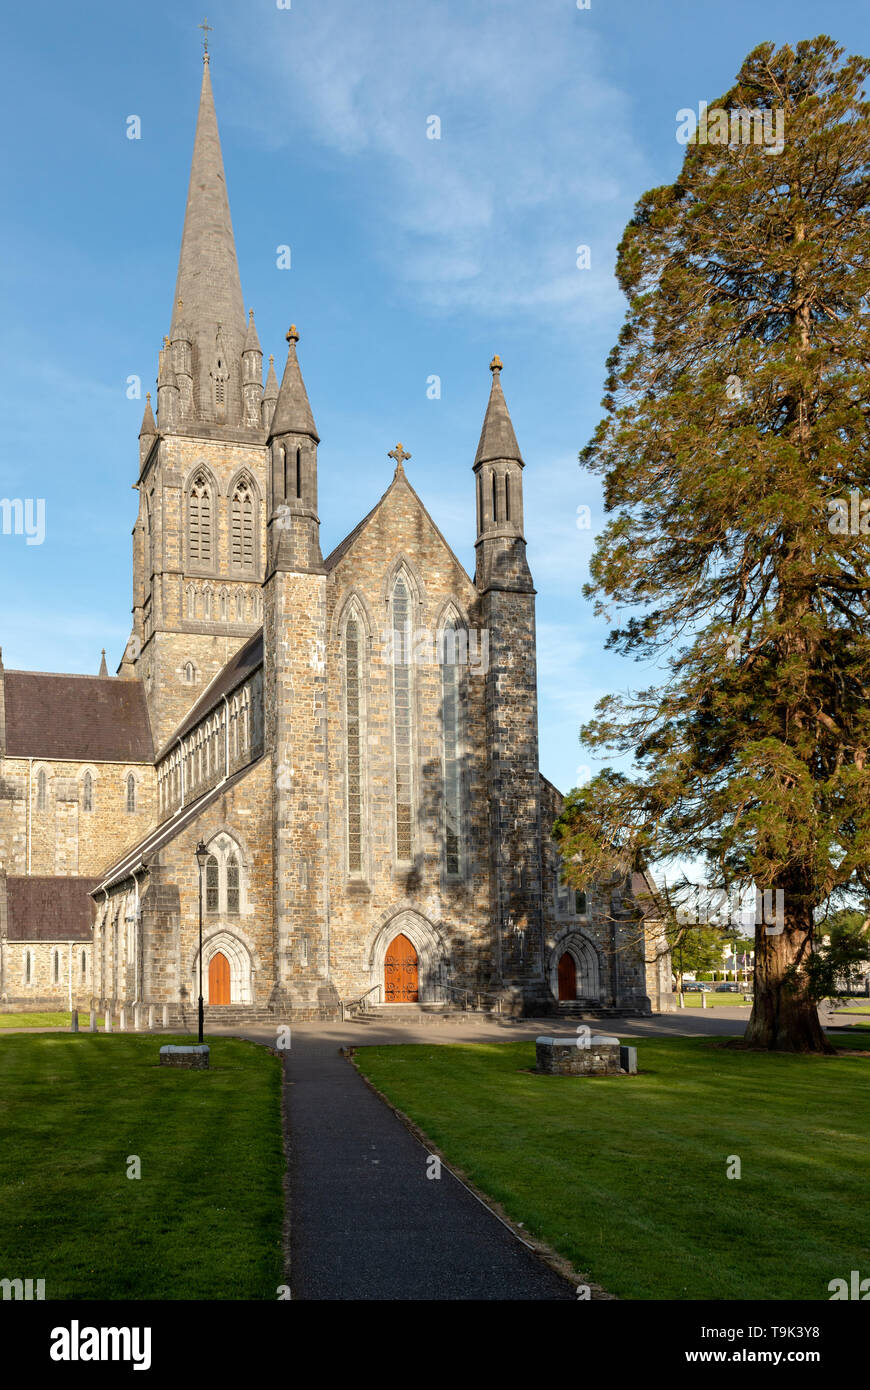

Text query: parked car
(715, 983), (741, 993)
(682, 981), (714, 992)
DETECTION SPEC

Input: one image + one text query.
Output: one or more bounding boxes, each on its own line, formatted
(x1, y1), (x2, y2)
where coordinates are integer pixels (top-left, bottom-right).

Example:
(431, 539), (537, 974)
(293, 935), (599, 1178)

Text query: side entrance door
(384, 934), (419, 1002)
(209, 951), (231, 1005)
(557, 951), (577, 1001)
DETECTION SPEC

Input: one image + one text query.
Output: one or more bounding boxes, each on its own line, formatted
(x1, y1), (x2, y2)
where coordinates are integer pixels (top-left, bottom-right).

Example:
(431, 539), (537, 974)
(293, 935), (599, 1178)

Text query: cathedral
(0, 55), (671, 1021)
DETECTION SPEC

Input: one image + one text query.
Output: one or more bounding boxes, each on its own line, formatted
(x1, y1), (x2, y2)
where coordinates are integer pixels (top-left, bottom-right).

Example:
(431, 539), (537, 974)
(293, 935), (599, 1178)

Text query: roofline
(324, 467), (474, 586)
(153, 632), (263, 763)
(92, 754), (265, 895)
(3, 668), (137, 681)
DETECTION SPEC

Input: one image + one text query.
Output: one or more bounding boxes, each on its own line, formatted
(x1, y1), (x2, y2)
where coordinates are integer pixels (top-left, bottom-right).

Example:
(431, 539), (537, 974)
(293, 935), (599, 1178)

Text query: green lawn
(0, 1034), (284, 1299)
(679, 994), (752, 1007)
(0, 1012), (102, 1030)
(355, 1034), (870, 1301)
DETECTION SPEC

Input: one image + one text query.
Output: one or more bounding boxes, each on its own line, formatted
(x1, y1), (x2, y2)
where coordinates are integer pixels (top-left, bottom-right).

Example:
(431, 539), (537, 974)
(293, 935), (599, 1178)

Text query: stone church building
(0, 56), (671, 1021)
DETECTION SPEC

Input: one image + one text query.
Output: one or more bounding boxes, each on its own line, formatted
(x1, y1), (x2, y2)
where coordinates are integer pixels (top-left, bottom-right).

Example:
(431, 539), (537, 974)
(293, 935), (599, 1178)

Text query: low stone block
(159, 1044), (210, 1070)
(620, 1044), (638, 1075)
(535, 1034), (623, 1076)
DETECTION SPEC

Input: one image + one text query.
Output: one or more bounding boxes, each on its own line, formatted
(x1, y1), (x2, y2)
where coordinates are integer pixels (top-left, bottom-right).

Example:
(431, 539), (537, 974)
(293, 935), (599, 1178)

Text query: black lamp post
(195, 840), (209, 1044)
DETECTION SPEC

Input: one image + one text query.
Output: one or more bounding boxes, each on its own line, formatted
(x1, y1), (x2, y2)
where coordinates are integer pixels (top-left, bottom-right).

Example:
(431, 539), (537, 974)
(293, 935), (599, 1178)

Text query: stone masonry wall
(0, 756), (155, 877)
(323, 471), (496, 1005)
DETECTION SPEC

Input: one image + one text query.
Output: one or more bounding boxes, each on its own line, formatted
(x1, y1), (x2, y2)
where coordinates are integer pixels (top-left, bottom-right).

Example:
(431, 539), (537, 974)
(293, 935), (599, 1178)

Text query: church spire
(168, 56), (247, 426)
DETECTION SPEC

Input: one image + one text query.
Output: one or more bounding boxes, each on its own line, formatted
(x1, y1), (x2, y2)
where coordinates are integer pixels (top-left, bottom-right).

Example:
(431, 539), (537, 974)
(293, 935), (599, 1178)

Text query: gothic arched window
(227, 855), (240, 914)
(391, 575), (414, 863)
(188, 471), (213, 566)
(53, 950), (60, 984)
(441, 616), (463, 876)
(80, 950), (87, 981)
(205, 854), (219, 913)
(231, 477), (256, 571)
(344, 611), (364, 874)
(36, 770), (47, 812)
(83, 771), (94, 813)
(126, 774), (137, 814)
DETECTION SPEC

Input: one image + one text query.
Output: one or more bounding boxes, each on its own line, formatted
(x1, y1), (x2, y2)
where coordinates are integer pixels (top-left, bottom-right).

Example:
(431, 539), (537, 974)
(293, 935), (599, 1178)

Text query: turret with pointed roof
(473, 355), (533, 594)
(266, 326), (323, 575)
(474, 355), (545, 1010)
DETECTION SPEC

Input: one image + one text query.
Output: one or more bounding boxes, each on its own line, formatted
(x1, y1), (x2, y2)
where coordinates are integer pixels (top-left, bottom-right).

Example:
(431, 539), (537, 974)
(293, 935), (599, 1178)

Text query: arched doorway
(558, 952), (577, 1001)
(209, 951), (231, 1005)
(384, 934), (419, 1002)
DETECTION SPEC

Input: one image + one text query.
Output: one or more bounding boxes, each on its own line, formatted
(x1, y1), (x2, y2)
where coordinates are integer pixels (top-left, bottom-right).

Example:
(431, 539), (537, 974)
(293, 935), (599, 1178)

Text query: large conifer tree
(556, 37), (870, 1052)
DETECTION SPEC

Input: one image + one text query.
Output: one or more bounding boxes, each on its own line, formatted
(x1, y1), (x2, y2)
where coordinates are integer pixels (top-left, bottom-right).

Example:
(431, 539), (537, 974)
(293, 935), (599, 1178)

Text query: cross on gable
(388, 443), (412, 468)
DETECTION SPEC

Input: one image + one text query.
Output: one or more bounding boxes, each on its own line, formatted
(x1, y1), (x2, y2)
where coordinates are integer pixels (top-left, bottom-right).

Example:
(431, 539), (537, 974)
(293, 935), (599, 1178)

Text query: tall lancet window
(231, 477), (255, 571)
(189, 472), (213, 566)
(441, 616), (463, 876)
(391, 576), (414, 864)
(344, 611), (365, 875)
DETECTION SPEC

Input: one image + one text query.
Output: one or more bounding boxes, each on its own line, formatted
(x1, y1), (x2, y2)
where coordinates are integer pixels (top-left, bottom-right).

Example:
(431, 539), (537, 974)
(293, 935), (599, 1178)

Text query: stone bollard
(70, 1009), (79, 1033)
(105, 1010), (112, 1033)
(133, 1005), (142, 1032)
(162, 1004), (169, 1029)
(89, 1010), (97, 1033)
(148, 1004), (156, 1031)
(119, 1007), (127, 1032)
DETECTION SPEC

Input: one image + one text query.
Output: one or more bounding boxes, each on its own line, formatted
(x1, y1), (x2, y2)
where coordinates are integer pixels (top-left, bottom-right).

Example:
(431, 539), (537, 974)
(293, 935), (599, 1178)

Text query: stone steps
(356, 1003), (498, 1026)
(556, 1002), (649, 1018)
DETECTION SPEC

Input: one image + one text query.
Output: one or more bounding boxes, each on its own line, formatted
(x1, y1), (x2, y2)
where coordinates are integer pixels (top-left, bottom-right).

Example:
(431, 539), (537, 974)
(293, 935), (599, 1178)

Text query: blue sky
(0, 0), (867, 796)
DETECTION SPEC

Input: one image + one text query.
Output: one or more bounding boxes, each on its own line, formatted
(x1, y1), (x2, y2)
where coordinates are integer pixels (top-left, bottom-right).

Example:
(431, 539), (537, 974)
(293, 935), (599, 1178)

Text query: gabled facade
(0, 54), (671, 1019)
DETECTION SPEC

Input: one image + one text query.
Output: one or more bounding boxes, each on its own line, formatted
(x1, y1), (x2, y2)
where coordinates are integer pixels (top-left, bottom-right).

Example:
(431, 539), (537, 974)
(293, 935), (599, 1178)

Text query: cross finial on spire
(199, 17), (213, 60)
(286, 324), (299, 344)
(389, 443), (412, 470)
(490, 354), (503, 373)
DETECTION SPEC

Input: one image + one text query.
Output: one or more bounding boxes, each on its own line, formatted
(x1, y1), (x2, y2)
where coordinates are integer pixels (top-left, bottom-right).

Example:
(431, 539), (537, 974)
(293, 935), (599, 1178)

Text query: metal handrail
(439, 983), (502, 1014)
(340, 984), (381, 1021)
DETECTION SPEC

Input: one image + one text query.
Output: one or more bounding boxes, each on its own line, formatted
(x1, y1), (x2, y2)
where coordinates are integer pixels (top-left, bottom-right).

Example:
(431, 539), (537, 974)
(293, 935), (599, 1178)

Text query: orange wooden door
(384, 933), (419, 1002)
(558, 952), (576, 1001)
(209, 951), (231, 1005)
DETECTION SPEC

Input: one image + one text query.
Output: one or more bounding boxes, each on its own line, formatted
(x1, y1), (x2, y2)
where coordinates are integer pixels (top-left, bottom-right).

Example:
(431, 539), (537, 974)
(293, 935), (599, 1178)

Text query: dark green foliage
(558, 38), (870, 1051)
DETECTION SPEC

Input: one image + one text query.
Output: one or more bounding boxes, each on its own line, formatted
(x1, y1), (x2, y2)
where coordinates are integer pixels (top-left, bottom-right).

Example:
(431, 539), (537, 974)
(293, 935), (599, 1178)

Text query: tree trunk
(745, 893), (834, 1053)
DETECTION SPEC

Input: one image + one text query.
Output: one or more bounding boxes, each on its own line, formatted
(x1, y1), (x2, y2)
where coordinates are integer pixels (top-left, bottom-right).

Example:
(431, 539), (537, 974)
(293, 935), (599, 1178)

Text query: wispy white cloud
(232, 0), (648, 323)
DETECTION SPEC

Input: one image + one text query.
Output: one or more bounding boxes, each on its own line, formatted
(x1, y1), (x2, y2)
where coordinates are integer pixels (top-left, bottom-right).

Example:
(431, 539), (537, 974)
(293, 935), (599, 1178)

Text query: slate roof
(2, 672), (153, 763)
(4, 876), (98, 941)
(155, 628), (263, 760)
